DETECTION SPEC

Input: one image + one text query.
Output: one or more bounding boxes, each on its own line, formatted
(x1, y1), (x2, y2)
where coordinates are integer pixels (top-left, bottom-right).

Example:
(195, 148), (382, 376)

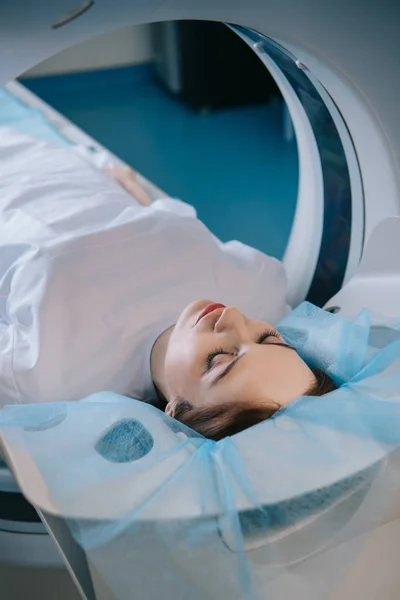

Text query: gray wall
(24, 25), (153, 77)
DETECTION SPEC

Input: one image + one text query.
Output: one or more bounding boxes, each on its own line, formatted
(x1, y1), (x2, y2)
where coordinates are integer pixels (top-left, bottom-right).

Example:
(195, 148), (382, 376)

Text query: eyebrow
(211, 342), (295, 386)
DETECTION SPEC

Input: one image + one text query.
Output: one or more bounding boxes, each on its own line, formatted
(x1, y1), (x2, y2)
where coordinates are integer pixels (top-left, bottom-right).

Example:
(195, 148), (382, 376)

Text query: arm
(102, 167), (152, 206)
(102, 166), (197, 218)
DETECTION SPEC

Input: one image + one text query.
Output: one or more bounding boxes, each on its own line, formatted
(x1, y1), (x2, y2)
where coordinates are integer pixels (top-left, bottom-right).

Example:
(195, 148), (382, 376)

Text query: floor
(20, 64), (299, 260)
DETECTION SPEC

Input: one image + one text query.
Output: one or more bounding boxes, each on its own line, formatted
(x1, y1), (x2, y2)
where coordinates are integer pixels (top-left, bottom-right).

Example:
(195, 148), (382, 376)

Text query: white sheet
(0, 127), (290, 407)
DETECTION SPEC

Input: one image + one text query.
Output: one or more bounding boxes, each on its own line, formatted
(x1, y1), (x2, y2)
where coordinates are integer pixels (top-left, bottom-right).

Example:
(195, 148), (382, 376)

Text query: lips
(196, 303), (226, 324)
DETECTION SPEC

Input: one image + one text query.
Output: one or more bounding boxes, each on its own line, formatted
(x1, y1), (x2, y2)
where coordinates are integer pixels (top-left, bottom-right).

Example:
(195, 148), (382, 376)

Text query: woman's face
(164, 299), (315, 417)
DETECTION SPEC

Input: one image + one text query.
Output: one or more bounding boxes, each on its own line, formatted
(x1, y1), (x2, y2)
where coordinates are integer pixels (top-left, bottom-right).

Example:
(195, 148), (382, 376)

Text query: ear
(165, 402), (175, 418)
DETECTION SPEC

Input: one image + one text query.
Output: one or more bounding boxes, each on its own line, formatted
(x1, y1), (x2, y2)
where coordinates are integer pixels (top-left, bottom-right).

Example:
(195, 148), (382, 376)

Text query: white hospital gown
(0, 128), (290, 408)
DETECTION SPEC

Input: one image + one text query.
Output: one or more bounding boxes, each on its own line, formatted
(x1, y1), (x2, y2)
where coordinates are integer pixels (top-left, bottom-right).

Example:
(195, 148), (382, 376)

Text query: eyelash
(257, 328), (280, 344)
(205, 328), (279, 372)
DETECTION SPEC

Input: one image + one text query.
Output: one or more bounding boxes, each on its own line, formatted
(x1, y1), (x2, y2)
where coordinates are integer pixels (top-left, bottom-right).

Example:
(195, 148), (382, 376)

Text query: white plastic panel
(327, 217), (400, 320)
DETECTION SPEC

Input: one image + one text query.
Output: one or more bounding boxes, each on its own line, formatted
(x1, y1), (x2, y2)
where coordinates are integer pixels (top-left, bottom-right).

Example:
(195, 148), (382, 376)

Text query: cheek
(269, 354), (315, 405)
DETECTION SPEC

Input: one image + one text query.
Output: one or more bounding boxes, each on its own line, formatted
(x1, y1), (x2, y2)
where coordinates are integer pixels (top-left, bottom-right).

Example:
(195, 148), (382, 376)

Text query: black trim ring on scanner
(233, 26), (354, 307)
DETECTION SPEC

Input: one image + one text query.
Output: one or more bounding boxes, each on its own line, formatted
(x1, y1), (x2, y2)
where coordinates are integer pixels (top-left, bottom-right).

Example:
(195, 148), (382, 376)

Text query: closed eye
(207, 329), (295, 385)
(205, 329), (291, 372)
(205, 329), (283, 374)
(257, 328), (280, 344)
(205, 348), (234, 372)
(210, 338), (296, 386)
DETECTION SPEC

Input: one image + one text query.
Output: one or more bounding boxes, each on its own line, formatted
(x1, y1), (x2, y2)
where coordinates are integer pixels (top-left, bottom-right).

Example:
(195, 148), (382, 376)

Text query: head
(161, 300), (336, 440)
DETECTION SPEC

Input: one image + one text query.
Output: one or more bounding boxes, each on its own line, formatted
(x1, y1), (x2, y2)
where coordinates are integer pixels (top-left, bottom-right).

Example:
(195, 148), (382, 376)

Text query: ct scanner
(1, 1), (400, 599)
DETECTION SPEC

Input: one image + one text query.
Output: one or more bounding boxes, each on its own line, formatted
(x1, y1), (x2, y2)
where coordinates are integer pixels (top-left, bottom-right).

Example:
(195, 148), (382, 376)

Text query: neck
(150, 325), (174, 401)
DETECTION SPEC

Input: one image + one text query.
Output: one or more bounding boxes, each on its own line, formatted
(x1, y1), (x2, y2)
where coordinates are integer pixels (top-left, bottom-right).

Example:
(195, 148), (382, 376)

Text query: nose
(214, 306), (248, 337)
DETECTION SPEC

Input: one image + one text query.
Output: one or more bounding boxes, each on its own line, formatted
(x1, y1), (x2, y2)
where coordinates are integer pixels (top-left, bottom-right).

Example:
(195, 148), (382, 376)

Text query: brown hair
(174, 367), (336, 441)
